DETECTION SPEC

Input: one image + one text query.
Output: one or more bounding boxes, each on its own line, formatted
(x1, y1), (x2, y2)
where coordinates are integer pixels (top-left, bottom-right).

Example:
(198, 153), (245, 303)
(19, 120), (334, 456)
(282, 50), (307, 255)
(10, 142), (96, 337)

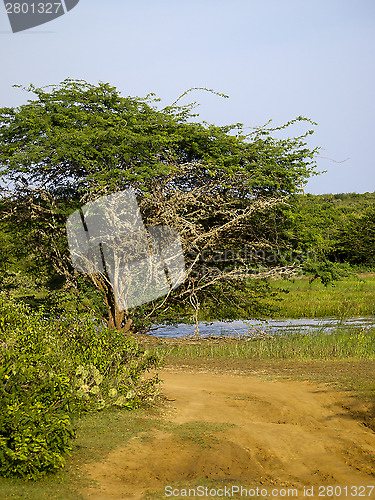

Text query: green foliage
(0, 298), (76, 479)
(53, 314), (161, 411)
(0, 79), (319, 329)
(133, 279), (283, 329)
(0, 293), (161, 480)
(0, 353), (76, 480)
(0, 80), (318, 197)
(334, 205), (375, 266)
(196, 279), (284, 321)
(302, 260), (353, 286)
(288, 192), (375, 267)
(2, 79), (373, 328)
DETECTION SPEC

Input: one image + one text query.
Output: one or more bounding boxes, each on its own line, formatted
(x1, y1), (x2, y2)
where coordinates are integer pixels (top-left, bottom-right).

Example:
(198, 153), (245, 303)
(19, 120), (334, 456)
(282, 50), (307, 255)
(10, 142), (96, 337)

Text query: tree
(333, 206), (375, 267)
(0, 79), (319, 330)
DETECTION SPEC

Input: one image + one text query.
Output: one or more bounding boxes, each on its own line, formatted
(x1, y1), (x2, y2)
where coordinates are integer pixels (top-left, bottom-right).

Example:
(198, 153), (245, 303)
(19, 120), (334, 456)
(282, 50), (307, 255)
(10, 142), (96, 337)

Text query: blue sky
(1, 0), (374, 194)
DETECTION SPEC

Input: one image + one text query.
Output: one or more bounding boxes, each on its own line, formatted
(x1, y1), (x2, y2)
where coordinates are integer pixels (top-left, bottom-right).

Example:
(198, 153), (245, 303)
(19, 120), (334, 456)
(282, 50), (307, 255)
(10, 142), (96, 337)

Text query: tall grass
(150, 326), (375, 361)
(268, 276), (375, 318)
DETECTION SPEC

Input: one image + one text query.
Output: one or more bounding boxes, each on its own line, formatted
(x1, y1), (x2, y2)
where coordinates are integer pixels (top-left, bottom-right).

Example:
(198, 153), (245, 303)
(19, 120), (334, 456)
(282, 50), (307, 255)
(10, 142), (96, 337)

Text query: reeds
(268, 276), (375, 319)
(151, 325), (375, 361)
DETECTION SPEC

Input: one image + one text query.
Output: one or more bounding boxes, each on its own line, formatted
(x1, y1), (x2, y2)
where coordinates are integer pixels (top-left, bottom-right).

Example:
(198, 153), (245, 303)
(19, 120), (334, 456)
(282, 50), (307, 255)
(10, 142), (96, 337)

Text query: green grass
(149, 326), (375, 362)
(268, 275), (375, 318)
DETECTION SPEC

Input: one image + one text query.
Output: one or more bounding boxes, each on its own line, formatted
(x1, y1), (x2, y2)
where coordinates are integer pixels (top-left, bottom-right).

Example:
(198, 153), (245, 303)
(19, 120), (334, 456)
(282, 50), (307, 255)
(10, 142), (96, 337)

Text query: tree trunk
(107, 296), (132, 333)
(91, 274), (133, 333)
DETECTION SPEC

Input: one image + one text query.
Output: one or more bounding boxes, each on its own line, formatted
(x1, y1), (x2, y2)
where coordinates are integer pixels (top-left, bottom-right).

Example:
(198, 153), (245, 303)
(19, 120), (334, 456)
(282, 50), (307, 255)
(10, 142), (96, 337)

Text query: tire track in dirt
(81, 370), (375, 499)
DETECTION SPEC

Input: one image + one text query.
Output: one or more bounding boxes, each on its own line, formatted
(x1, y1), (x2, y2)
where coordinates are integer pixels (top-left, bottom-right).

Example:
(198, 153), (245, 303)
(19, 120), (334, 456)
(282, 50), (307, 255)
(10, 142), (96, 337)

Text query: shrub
(302, 260), (353, 286)
(53, 314), (161, 412)
(0, 350), (76, 480)
(0, 293), (161, 479)
(0, 302), (76, 480)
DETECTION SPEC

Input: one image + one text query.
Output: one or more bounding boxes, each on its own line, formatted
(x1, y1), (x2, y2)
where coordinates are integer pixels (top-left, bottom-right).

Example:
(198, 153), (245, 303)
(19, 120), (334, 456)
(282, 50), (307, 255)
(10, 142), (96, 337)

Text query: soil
(81, 369), (375, 499)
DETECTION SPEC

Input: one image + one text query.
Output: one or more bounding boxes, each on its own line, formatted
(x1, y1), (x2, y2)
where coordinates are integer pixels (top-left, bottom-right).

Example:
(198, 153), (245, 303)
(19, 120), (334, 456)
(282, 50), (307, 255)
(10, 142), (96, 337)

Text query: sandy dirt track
(82, 369), (375, 499)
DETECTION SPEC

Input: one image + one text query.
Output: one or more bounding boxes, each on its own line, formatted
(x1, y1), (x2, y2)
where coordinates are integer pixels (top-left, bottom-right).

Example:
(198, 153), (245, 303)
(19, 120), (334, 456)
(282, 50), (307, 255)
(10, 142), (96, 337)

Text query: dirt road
(82, 369), (375, 499)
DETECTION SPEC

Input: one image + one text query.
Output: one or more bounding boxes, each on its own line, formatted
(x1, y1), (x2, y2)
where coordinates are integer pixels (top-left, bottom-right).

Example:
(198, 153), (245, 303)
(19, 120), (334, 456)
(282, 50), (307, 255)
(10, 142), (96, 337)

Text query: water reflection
(151, 317), (375, 338)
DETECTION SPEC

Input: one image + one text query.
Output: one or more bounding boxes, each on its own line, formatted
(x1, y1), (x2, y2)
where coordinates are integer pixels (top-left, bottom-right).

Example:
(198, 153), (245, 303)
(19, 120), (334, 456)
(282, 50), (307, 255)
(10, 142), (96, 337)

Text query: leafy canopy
(0, 80), (320, 328)
(0, 79), (318, 200)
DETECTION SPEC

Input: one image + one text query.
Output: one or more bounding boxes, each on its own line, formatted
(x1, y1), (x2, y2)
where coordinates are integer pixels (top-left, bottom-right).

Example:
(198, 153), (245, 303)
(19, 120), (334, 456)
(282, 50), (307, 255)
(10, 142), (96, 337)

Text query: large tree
(0, 80), (319, 330)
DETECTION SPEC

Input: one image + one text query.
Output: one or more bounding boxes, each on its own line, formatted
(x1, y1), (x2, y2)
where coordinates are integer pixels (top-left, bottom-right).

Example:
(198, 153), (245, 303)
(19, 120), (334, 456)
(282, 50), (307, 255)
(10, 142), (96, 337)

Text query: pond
(150, 316), (375, 339)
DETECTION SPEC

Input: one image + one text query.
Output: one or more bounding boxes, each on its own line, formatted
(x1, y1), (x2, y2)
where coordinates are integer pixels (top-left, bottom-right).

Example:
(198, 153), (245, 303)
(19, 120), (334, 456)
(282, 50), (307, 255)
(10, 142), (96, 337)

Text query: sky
(1, 0), (374, 195)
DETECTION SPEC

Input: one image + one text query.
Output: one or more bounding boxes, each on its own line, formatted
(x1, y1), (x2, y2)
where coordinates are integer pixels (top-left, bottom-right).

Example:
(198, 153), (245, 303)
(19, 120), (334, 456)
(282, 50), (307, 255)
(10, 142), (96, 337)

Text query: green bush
(302, 260), (353, 286)
(52, 313), (161, 412)
(0, 351), (76, 480)
(0, 293), (161, 480)
(0, 303), (76, 480)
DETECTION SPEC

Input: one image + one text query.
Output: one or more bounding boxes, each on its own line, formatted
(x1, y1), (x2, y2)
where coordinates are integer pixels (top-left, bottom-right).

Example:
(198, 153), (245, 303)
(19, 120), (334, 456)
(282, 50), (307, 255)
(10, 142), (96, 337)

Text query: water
(150, 317), (375, 338)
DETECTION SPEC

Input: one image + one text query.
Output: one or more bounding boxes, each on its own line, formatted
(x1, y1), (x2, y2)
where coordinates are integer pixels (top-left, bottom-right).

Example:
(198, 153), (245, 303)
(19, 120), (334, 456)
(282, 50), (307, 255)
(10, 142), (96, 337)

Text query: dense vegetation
(289, 192), (375, 266)
(0, 79), (321, 330)
(1, 191), (374, 324)
(0, 293), (160, 479)
(0, 80), (373, 481)
(4, 191), (373, 316)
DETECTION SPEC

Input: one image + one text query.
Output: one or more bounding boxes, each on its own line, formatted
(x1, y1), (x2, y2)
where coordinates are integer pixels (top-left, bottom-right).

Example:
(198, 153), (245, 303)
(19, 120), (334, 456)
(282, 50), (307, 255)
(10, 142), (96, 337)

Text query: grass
(0, 407), (164, 499)
(268, 275), (375, 318)
(172, 422), (234, 449)
(148, 326), (375, 362)
(1, 346), (374, 498)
